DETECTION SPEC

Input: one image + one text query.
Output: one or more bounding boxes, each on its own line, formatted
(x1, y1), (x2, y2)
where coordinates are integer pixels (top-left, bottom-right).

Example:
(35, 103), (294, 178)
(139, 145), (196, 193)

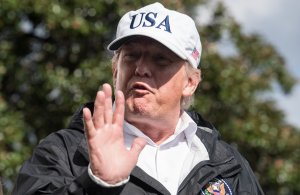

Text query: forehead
(121, 36), (179, 55)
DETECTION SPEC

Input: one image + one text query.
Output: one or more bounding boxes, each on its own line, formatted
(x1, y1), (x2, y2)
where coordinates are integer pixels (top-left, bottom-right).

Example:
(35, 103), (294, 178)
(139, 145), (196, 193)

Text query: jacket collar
(68, 102), (219, 161)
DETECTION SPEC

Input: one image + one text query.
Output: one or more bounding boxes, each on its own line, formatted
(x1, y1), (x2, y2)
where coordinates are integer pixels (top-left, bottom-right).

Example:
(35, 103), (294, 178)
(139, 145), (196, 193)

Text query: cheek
(156, 75), (186, 103)
(156, 69), (186, 90)
(115, 73), (126, 91)
(115, 66), (133, 91)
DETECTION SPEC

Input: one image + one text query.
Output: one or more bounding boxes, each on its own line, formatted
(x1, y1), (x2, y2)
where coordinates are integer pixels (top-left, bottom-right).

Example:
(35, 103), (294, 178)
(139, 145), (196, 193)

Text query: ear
(182, 69), (201, 97)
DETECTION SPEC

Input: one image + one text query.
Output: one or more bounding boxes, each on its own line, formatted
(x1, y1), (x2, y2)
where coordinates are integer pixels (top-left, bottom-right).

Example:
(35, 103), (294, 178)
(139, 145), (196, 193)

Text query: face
(113, 37), (198, 126)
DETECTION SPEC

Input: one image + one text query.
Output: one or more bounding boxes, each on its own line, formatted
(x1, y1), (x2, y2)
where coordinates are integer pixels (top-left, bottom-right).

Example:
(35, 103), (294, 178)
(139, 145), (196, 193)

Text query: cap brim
(107, 35), (139, 51)
(107, 33), (187, 61)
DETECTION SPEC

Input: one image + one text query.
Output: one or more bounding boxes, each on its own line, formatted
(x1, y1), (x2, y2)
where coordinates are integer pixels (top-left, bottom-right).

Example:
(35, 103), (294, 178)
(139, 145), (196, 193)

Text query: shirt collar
(123, 111), (197, 147)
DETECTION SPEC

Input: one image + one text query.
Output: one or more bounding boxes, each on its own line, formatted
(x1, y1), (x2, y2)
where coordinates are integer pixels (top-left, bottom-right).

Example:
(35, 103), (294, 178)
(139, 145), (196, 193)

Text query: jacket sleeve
(12, 132), (125, 195)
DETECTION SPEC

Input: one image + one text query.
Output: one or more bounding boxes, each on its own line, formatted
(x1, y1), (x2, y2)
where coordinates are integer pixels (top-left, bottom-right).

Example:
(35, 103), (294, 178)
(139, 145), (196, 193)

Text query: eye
(153, 54), (171, 66)
(123, 51), (139, 61)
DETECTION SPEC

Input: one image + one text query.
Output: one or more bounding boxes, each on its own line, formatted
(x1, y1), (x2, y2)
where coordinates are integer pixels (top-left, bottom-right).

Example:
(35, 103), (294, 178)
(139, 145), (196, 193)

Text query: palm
(83, 84), (146, 184)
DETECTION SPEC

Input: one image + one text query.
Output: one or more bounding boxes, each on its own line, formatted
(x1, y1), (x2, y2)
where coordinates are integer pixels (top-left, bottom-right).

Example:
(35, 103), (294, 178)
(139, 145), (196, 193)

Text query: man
(13, 2), (264, 195)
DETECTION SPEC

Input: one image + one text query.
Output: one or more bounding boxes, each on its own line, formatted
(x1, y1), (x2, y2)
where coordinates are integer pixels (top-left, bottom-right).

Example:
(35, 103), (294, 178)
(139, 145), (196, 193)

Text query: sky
(198, 0), (300, 128)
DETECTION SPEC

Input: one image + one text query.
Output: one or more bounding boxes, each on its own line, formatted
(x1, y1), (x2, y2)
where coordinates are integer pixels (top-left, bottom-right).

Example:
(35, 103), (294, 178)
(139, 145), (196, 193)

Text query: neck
(133, 122), (176, 145)
(126, 110), (183, 145)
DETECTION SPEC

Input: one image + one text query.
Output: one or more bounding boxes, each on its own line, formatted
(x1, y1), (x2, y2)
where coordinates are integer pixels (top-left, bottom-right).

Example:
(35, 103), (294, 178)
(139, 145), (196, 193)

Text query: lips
(132, 83), (147, 90)
(129, 82), (153, 94)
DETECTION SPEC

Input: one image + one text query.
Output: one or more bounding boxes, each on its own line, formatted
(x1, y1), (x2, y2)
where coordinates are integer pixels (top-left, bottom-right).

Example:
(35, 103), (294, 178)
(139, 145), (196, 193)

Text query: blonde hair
(181, 62), (200, 110)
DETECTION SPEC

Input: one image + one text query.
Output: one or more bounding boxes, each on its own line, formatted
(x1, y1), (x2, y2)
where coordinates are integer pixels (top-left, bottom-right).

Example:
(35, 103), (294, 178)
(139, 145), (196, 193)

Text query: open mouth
(130, 82), (152, 94)
(132, 84), (147, 90)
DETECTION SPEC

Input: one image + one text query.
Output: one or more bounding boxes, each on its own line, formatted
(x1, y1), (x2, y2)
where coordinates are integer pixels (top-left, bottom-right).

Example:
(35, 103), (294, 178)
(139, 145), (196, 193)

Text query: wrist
(87, 164), (129, 187)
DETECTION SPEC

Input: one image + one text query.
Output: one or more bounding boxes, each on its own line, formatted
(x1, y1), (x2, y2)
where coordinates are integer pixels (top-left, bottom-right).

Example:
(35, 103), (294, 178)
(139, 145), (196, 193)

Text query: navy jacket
(13, 102), (264, 195)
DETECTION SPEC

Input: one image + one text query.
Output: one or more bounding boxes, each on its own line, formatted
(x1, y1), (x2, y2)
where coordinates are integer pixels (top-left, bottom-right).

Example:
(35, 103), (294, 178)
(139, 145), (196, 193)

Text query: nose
(135, 55), (152, 77)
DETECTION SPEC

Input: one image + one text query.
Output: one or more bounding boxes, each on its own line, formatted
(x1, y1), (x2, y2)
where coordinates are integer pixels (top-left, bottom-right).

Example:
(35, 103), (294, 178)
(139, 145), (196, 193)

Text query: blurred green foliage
(0, 0), (299, 194)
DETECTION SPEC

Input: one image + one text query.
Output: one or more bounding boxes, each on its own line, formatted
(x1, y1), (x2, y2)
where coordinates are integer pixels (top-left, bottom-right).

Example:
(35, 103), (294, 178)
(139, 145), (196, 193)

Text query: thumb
(130, 137), (147, 159)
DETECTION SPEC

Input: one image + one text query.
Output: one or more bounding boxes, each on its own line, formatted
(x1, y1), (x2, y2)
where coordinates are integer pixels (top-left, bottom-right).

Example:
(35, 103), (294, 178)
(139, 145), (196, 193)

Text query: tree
(0, 0), (299, 194)
(194, 3), (300, 194)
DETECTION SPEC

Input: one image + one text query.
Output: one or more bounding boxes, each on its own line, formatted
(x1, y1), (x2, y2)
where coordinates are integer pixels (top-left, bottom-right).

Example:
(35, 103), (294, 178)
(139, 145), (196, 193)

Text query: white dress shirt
(88, 111), (209, 195)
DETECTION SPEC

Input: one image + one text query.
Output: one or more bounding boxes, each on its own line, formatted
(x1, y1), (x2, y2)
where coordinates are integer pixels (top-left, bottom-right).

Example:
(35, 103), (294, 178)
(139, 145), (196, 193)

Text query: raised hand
(83, 83), (146, 184)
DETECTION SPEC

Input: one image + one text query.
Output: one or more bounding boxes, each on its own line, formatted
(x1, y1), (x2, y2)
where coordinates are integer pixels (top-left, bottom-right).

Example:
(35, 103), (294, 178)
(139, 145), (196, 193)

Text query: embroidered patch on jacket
(200, 178), (233, 195)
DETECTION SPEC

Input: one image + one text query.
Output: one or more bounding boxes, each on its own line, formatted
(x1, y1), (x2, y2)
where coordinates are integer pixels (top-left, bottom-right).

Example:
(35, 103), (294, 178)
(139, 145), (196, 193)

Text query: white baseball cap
(107, 2), (202, 68)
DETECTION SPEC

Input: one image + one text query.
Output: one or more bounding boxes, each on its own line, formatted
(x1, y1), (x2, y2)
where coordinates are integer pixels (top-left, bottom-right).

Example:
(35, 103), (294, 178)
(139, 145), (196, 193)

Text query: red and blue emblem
(201, 178), (233, 195)
(191, 47), (200, 60)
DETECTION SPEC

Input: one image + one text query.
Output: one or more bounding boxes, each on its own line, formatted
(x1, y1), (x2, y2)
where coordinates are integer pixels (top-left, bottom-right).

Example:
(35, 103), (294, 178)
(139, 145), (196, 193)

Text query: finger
(83, 107), (96, 139)
(130, 137), (147, 159)
(93, 90), (105, 129)
(103, 83), (113, 124)
(113, 90), (125, 127)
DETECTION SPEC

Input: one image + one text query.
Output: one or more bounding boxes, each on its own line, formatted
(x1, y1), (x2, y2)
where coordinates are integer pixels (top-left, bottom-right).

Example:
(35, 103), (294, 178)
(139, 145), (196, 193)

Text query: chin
(125, 99), (152, 117)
